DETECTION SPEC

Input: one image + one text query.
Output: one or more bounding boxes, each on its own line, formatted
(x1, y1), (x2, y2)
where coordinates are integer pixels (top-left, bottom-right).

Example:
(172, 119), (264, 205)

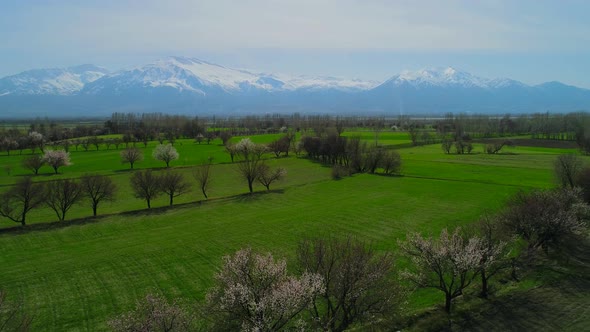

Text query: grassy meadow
(0, 130), (587, 331)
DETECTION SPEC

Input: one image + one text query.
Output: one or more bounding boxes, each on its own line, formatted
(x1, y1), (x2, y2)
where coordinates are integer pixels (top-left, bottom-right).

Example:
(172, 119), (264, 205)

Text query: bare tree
(0, 290), (32, 331)
(152, 144), (179, 168)
(576, 167), (590, 203)
(192, 159), (212, 199)
(108, 293), (194, 332)
(89, 136), (102, 151)
(400, 228), (484, 313)
(81, 139), (90, 151)
(441, 139), (453, 154)
(120, 148), (144, 170)
(224, 143), (236, 163)
(234, 138), (267, 193)
(408, 126), (419, 146)
(257, 165), (286, 191)
(130, 170), (161, 209)
(22, 154), (45, 175)
(380, 150), (402, 174)
(61, 139), (71, 152)
(112, 138), (122, 150)
(0, 177), (45, 226)
(159, 171), (191, 206)
(363, 147), (384, 174)
(45, 179), (82, 221)
(485, 140), (513, 154)
(204, 132), (215, 144)
(554, 154), (583, 188)
(218, 131), (232, 146)
(206, 248), (323, 332)
(297, 237), (405, 331)
(80, 174), (117, 217)
(473, 216), (511, 298)
(103, 139), (112, 150)
(43, 150), (72, 174)
(500, 188), (589, 254)
(267, 135), (291, 158)
(0, 138), (18, 156)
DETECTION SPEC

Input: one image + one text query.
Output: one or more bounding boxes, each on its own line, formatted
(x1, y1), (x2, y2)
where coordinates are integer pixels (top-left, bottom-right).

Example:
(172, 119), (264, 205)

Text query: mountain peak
(443, 66), (457, 76)
(390, 67), (502, 88)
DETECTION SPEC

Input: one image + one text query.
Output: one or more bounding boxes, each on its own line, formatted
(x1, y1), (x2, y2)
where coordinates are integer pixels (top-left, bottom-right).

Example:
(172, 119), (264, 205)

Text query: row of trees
(0, 167), (207, 226)
(1, 138), (295, 226)
(441, 139), (514, 155)
(20, 144), (180, 177)
(4, 111), (590, 156)
(0, 175), (116, 225)
(130, 170), (191, 208)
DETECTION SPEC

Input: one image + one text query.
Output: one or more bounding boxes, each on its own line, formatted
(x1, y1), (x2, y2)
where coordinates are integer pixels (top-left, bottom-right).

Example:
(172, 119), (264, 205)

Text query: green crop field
(0, 133), (588, 331)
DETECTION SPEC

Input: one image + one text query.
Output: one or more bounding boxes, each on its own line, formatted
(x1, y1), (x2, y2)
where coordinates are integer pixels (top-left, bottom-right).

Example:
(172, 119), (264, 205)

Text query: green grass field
(0, 133), (588, 331)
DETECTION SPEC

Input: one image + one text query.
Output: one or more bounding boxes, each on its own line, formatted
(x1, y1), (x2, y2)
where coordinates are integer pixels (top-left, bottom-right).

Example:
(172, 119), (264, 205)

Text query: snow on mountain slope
(1, 58), (589, 117)
(83, 57), (288, 95)
(382, 67), (523, 89)
(273, 74), (377, 91)
(0, 65), (108, 95)
(82, 57), (376, 96)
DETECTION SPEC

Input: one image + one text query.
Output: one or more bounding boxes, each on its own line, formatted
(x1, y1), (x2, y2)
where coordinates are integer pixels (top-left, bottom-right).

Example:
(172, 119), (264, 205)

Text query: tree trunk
(54, 166), (58, 174)
(169, 195), (173, 206)
(201, 189), (208, 199)
(147, 199), (151, 209)
(248, 181), (253, 193)
(445, 293), (452, 313)
(481, 270), (488, 298)
(92, 204), (98, 217)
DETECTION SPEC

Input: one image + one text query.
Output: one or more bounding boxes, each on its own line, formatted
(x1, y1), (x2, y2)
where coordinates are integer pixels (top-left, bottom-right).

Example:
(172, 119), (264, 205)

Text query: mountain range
(1, 56), (589, 118)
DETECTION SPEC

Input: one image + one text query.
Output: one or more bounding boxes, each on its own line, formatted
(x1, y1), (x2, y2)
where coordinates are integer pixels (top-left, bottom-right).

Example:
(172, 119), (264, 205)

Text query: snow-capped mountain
(387, 67), (488, 88)
(383, 67), (527, 89)
(366, 67), (590, 114)
(0, 64), (108, 96)
(0, 59), (589, 117)
(81, 56), (375, 96)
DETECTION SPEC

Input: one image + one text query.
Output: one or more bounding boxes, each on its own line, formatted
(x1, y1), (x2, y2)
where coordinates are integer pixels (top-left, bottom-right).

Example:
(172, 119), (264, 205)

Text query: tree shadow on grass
(13, 172), (57, 178)
(456, 237), (590, 332)
(373, 173), (404, 178)
(232, 189), (286, 204)
(405, 236), (590, 332)
(113, 166), (166, 173)
(0, 190), (285, 235)
(0, 215), (109, 235)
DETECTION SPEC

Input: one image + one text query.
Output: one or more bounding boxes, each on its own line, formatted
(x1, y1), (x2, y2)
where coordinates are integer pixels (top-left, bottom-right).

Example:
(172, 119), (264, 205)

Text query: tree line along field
(0, 129), (587, 331)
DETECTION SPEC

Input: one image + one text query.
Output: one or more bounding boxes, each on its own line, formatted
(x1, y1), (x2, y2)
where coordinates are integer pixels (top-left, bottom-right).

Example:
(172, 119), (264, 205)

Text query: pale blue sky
(1, 0), (589, 87)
